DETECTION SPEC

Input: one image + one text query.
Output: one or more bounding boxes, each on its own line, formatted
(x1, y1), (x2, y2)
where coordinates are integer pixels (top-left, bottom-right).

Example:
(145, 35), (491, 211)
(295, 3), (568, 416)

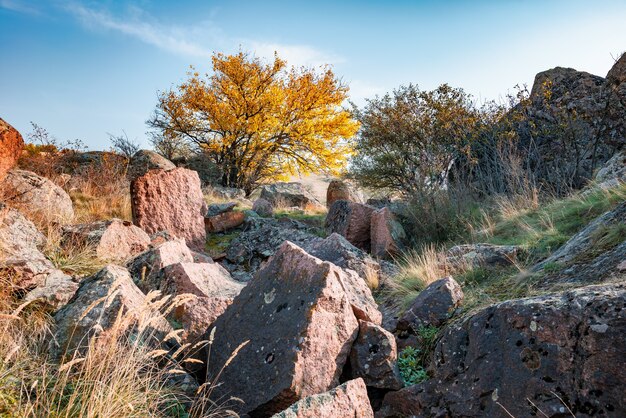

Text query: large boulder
(170, 295), (232, 349)
(325, 200), (376, 251)
(62, 219), (150, 263)
(326, 179), (363, 207)
(396, 277), (464, 333)
(272, 378), (374, 418)
(206, 242), (361, 416)
(126, 239), (194, 293)
(256, 182), (323, 209)
(51, 265), (171, 360)
(1, 169), (74, 223)
(127, 149), (175, 181)
(0, 118), (24, 182)
(0, 204), (56, 289)
(379, 283), (626, 418)
(131, 167), (206, 251)
(370, 207), (407, 259)
(350, 320), (402, 390)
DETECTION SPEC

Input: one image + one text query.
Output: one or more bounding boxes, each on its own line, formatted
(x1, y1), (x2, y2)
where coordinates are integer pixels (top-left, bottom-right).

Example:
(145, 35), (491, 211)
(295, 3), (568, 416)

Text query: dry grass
(0, 269), (240, 417)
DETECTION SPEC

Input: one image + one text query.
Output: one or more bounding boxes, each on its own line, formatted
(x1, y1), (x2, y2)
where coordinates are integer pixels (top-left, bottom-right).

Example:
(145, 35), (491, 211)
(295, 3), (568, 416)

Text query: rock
(204, 210), (245, 233)
(161, 262), (243, 298)
(206, 242), (360, 417)
(1, 169), (74, 223)
(606, 52), (626, 85)
(532, 201), (626, 287)
(350, 320), (402, 390)
(209, 186), (246, 200)
(272, 378), (374, 418)
(172, 154), (222, 187)
(325, 200), (376, 251)
(205, 202), (237, 217)
(370, 207), (407, 259)
(446, 243), (520, 268)
(304, 233), (382, 287)
(396, 277), (464, 333)
(595, 149), (626, 183)
(0, 118), (24, 182)
(126, 238), (194, 293)
(379, 283), (626, 418)
(252, 198), (274, 217)
(326, 179), (363, 207)
(131, 167), (206, 251)
(24, 269), (78, 311)
(51, 265), (171, 360)
(127, 149), (175, 181)
(256, 182), (323, 209)
(0, 204), (56, 289)
(170, 295), (232, 348)
(225, 217), (322, 278)
(62, 219), (150, 263)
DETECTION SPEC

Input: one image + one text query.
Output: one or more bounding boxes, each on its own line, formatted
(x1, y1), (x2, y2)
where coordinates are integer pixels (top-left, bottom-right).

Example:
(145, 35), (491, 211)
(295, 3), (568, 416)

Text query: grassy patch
(205, 231), (241, 258)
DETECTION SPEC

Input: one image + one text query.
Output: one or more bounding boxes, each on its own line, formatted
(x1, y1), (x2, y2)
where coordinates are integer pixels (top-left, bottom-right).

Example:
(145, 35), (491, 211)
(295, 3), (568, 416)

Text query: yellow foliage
(152, 51), (359, 192)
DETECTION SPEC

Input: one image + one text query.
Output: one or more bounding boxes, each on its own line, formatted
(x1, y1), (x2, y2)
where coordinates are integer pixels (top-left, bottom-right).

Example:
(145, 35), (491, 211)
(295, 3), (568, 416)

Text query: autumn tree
(148, 51), (359, 193)
(350, 84), (479, 196)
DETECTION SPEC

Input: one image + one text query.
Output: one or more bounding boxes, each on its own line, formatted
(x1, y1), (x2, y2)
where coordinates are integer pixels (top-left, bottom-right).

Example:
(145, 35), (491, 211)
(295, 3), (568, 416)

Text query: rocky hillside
(1, 59), (625, 418)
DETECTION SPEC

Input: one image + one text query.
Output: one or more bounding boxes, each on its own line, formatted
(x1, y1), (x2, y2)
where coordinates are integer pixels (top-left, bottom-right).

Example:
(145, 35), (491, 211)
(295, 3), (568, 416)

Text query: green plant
(542, 261), (562, 273)
(397, 347), (429, 386)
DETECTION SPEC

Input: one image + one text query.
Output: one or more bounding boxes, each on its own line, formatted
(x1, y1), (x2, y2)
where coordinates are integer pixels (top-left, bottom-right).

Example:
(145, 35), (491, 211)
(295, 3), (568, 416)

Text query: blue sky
(1, 0), (625, 150)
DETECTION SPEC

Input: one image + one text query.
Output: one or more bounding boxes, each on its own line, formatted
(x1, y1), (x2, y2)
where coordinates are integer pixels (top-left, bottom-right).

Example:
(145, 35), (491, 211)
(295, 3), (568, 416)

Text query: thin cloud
(64, 2), (212, 58)
(247, 41), (345, 68)
(0, 0), (40, 15)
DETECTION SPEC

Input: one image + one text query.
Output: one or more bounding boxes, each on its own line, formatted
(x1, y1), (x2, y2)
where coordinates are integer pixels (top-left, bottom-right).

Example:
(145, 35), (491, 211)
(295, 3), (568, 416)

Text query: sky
(1, 0), (625, 150)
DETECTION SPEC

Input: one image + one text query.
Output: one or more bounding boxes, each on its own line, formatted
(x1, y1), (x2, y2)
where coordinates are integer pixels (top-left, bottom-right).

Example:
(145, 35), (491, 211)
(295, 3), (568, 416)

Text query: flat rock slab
(207, 241), (360, 417)
(272, 378), (373, 418)
(161, 262), (243, 298)
(131, 167), (206, 251)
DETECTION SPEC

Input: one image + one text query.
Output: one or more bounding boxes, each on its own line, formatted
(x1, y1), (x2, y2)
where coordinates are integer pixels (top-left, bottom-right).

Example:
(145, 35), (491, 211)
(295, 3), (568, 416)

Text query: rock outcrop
(1, 169), (74, 223)
(272, 378), (374, 418)
(207, 242), (361, 416)
(131, 168), (206, 251)
(62, 219), (150, 263)
(325, 200), (376, 251)
(396, 277), (464, 332)
(532, 201), (626, 286)
(0, 118), (24, 182)
(379, 283), (626, 418)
